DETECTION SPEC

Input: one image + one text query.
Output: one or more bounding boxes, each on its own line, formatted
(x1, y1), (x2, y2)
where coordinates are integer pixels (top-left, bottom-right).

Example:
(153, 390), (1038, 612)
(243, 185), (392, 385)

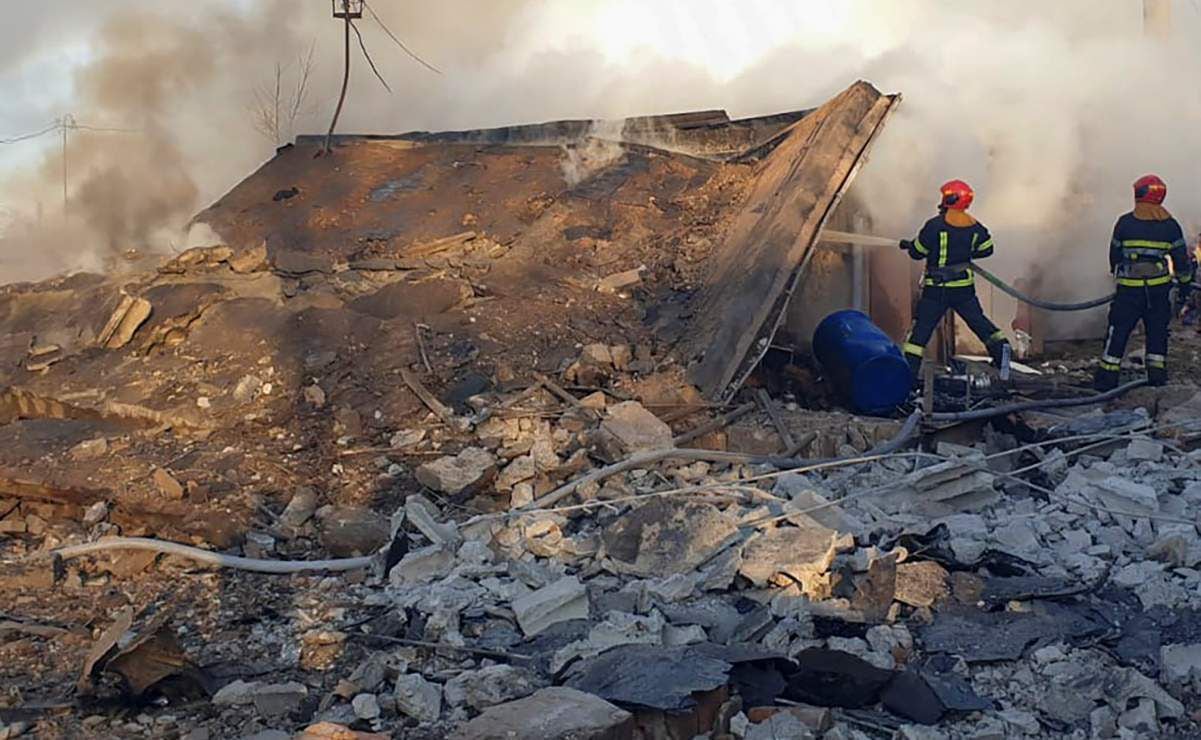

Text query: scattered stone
(352, 693), (381, 721)
(393, 673), (443, 723)
(579, 391), (606, 410)
(71, 438), (109, 461)
(740, 524), (844, 595)
(405, 495), (461, 547)
(390, 545), (456, 585)
(596, 267), (644, 294)
(214, 680), (307, 717)
(745, 711), (811, 740)
(997, 709), (1040, 735)
(599, 401), (673, 453)
(416, 447), (497, 495)
(451, 687), (633, 740)
(83, 501), (110, 526)
(893, 561), (950, 608)
(512, 576), (589, 637)
(496, 455), (536, 492)
(510, 482), (534, 509)
(603, 499), (738, 577)
(253, 682), (309, 717)
(1089, 476), (1160, 514)
(390, 428), (427, 449)
(1117, 697), (1158, 734)
(319, 506), (389, 557)
(152, 467), (185, 500)
(301, 630), (348, 672)
(233, 374), (264, 403)
(228, 241), (269, 273)
(579, 343), (613, 367)
(304, 384), (327, 408)
(213, 679), (262, 706)
(443, 665), (545, 711)
(610, 345), (632, 371)
(280, 487), (319, 529)
(1160, 643), (1201, 684)
(1126, 438), (1164, 463)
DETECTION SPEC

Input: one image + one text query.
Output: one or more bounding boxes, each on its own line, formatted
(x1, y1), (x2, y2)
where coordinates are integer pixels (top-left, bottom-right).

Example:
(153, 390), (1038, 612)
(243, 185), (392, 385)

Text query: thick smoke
(1, 0), (1199, 317)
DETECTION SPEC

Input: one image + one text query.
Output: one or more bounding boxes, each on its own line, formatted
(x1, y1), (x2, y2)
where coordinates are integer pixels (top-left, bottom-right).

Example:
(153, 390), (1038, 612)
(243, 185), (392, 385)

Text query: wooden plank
(400, 231), (476, 260)
(682, 81), (900, 400)
(755, 389), (796, 451)
(400, 368), (457, 426)
(672, 402), (756, 446)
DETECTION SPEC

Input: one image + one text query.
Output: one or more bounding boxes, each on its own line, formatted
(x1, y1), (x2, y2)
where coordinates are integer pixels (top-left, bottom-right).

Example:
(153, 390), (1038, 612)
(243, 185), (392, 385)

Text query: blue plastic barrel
(812, 310), (911, 415)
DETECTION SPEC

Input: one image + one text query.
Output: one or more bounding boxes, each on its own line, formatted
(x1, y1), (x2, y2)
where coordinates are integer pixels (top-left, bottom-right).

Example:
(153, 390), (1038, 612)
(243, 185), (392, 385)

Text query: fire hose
(821, 230), (1116, 311)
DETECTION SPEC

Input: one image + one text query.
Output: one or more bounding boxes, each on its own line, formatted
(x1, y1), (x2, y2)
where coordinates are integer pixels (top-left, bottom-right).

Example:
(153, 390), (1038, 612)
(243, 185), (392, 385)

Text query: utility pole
(1144, 0), (1172, 39)
(323, 0), (361, 155)
(59, 114), (75, 219)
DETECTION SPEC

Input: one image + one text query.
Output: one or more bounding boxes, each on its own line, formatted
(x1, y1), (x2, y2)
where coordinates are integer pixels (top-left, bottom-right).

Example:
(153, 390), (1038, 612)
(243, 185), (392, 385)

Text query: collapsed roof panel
(681, 81), (899, 400)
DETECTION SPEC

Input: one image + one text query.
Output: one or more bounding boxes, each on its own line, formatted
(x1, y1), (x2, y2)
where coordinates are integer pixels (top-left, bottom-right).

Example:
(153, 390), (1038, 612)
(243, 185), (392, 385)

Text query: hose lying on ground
(41, 537), (376, 574)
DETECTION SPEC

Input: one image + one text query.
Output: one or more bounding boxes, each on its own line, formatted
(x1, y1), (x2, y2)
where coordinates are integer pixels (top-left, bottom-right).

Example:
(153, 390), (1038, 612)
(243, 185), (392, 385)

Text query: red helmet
(1134, 174), (1167, 204)
(939, 179), (974, 210)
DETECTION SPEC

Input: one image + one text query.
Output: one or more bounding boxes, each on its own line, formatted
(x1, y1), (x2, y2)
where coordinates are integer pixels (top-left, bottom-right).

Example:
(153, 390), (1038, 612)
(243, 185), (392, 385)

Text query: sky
(1, 0), (1200, 294)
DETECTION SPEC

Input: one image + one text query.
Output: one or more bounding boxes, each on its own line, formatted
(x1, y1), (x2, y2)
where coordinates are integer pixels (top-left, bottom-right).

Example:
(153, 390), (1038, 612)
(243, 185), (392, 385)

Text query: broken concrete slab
(893, 561), (949, 608)
(599, 401), (673, 454)
(319, 506), (389, 557)
(1126, 438), (1164, 463)
(151, 468), (185, 501)
(739, 524), (844, 592)
(596, 268), (643, 295)
(512, 576), (589, 637)
(552, 610), (667, 673)
(389, 545), (456, 586)
(450, 687), (633, 740)
(601, 499), (738, 578)
(393, 673), (443, 723)
(443, 665), (546, 712)
(415, 447), (497, 495)
(1159, 643), (1201, 685)
(405, 494), (462, 547)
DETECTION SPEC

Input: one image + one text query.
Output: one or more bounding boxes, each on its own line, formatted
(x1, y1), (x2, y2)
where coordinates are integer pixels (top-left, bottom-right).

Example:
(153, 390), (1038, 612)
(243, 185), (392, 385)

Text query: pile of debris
(6, 334), (1201, 740)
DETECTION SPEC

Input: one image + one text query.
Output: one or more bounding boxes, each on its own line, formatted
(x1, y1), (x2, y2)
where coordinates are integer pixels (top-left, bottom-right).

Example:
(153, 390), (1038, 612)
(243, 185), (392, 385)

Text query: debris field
(3, 80), (1201, 740)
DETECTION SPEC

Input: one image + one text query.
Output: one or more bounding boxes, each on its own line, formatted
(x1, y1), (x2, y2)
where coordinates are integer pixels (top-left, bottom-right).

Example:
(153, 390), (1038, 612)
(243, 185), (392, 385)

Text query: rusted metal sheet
(682, 81), (900, 400)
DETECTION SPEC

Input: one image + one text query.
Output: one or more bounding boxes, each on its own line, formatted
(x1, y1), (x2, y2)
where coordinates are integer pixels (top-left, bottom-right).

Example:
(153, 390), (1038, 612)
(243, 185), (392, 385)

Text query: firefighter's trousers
(902, 285), (1007, 377)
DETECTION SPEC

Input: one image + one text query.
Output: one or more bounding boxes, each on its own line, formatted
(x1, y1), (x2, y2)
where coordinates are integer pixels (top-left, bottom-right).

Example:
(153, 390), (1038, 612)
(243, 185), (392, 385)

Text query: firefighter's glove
(899, 239), (914, 252)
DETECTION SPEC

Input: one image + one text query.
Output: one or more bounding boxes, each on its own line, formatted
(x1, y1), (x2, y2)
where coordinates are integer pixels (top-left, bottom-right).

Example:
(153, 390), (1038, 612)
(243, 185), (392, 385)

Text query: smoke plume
(1, 0), (1199, 333)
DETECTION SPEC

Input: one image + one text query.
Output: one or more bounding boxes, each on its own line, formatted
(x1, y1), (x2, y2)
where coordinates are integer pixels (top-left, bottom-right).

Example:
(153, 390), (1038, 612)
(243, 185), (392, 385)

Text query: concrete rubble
(5, 102), (1201, 739)
(8, 364), (1201, 740)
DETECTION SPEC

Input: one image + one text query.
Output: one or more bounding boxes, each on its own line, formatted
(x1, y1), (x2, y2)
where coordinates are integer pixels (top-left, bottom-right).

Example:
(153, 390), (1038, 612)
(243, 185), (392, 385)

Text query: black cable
(350, 18), (392, 93)
(363, 0), (442, 75)
(927, 379), (1147, 423)
(0, 122), (59, 145)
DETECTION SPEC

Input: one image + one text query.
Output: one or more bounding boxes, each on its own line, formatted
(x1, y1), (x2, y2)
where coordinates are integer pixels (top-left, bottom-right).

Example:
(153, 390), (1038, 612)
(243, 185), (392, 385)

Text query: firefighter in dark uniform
(1094, 174), (1195, 390)
(898, 179), (1011, 379)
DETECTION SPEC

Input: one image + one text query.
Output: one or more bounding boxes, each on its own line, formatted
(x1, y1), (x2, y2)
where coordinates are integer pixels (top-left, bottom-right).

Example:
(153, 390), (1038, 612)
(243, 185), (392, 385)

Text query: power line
(73, 123), (141, 133)
(0, 122), (60, 145)
(0, 120), (139, 146)
(362, 1), (442, 75)
(350, 18), (392, 93)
